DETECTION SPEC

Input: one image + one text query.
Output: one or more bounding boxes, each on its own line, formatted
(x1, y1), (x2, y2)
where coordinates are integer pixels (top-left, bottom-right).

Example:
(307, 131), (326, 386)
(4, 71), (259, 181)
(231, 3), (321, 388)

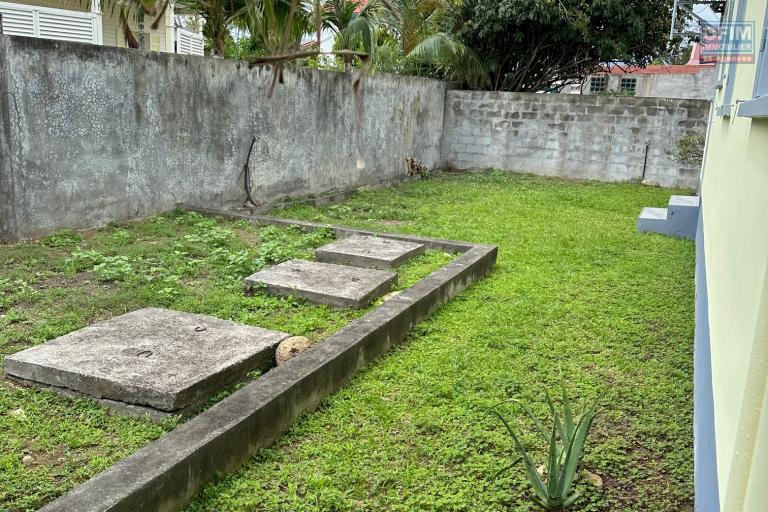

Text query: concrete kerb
(40, 210), (497, 512)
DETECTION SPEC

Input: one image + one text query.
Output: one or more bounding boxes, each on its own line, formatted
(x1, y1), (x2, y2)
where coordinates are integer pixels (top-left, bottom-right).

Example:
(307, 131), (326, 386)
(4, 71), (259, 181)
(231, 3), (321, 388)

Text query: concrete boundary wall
(0, 35), (710, 241)
(0, 35), (446, 241)
(39, 210), (498, 512)
(441, 91), (709, 188)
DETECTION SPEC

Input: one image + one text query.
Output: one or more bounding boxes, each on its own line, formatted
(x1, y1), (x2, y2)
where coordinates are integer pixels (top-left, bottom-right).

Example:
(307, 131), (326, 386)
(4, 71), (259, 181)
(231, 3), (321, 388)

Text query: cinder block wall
(441, 90), (709, 188)
(0, 36), (446, 241)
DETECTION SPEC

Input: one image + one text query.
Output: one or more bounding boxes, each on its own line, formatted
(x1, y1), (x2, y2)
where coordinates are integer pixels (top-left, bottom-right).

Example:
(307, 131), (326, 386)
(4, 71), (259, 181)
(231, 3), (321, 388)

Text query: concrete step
(636, 195), (699, 240)
(637, 207), (669, 232)
(668, 194), (700, 213)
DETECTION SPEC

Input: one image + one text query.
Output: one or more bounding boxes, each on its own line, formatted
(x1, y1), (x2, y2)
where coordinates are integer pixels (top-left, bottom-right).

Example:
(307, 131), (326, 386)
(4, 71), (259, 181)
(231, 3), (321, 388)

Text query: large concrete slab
(315, 235), (425, 269)
(3, 308), (290, 413)
(244, 259), (397, 309)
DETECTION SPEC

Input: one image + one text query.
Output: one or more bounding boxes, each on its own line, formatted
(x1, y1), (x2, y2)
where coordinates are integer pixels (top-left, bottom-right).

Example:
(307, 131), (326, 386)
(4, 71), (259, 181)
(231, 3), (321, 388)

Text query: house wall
(3, 0), (173, 51)
(441, 91), (708, 188)
(580, 69), (717, 100)
(0, 35), (446, 240)
(699, 0), (768, 509)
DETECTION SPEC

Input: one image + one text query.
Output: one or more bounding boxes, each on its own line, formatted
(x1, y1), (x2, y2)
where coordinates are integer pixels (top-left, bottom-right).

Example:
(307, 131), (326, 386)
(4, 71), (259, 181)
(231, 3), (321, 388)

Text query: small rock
(21, 455), (34, 466)
(579, 468), (603, 488)
(276, 336), (312, 366)
(10, 408), (26, 420)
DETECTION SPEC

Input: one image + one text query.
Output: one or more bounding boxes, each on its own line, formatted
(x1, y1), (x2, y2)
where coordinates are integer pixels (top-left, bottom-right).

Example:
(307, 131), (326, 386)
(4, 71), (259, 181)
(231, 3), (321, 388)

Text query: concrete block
(3, 308), (290, 413)
(244, 260), (397, 309)
(636, 195), (699, 240)
(315, 235), (425, 269)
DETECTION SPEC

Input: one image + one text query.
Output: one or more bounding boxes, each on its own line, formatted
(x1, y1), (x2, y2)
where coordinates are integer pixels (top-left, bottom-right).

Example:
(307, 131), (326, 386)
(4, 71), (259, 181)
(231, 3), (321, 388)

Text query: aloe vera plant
(490, 380), (603, 511)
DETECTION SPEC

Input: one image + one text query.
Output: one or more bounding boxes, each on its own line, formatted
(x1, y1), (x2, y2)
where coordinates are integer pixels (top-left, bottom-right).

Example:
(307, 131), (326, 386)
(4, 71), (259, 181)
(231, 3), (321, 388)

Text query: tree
(453, 0), (674, 92)
(177, 0), (246, 56)
(319, 0), (381, 71)
(242, 0), (312, 56)
(365, 0), (488, 87)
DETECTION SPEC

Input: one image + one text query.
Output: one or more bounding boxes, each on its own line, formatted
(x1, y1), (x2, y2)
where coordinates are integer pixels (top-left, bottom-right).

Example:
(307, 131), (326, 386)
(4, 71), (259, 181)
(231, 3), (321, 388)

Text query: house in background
(569, 43), (717, 100)
(0, 0), (204, 55)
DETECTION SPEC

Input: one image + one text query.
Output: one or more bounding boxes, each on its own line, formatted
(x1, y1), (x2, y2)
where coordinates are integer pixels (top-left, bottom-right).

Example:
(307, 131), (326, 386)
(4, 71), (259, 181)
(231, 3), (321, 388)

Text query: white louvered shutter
(37, 10), (95, 43)
(0, 3), (36, 37)
(176, 27), (204, 56)
(0, 2), (96, 44)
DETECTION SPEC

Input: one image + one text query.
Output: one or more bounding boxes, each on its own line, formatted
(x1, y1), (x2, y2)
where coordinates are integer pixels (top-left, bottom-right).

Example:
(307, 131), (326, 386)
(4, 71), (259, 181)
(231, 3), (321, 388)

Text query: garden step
(636, 195), (699, 240)
(244, 259), (397, 309)
(3, 308), (289, 419)
(315, 235), (425, 269)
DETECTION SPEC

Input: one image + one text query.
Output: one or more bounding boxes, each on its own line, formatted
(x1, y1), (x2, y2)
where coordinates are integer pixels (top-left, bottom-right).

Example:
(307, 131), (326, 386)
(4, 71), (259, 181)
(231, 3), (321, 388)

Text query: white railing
(0, 1), (99, 45)
(175, 27), (204, 56)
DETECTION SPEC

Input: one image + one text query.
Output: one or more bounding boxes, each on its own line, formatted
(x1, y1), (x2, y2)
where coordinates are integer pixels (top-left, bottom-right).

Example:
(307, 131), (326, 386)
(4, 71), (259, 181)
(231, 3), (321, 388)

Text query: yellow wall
(7, 0), (174, 52)
(701, 0), (768, 509)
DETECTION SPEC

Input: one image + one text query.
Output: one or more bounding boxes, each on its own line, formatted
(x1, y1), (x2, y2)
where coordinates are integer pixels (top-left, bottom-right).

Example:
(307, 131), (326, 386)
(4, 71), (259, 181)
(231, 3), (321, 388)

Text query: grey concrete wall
(0, 35), (446, 240)
(441, 91), (709, 188)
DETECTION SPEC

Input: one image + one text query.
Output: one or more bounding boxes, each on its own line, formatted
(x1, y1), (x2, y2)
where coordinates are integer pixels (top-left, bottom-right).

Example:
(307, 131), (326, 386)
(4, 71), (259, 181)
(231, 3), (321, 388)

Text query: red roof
(599, 43), (715, 75)
(605, 64), (714, 75)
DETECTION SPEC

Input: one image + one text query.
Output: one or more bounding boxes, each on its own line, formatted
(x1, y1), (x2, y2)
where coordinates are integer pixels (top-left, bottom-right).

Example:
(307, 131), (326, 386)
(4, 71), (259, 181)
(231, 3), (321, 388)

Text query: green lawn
(186, 172), (696, 512)
(0, 211), (450, 512)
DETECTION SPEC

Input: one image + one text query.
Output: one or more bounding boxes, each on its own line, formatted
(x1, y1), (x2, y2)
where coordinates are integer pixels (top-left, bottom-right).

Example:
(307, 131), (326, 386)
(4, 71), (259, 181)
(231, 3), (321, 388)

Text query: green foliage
(453, 0), (674, 91)
(93, 256), (134, 282)
(490, 379), (603, 510)
(241, 0), (313, 58)
(65, 249), (106, 272)
(40, 230), (82, 248)
(673, 133), (706, 167)
(176, 0), (247, 56)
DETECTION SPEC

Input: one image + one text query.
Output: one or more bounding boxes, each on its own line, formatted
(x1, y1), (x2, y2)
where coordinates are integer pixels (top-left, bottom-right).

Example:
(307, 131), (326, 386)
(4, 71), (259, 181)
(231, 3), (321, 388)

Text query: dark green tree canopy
(454, 0), (673, 91)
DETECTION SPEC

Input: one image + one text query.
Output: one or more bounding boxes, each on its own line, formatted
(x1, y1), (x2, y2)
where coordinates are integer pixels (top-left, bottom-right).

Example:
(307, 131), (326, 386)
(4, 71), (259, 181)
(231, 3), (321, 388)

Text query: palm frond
(408, 32), (489, 87)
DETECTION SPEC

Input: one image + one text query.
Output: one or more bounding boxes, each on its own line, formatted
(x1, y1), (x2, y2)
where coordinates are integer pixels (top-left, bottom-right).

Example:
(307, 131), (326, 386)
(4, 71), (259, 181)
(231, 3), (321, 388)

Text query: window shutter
(0, 4), (36, 37)
(37, 10), (95, 44)
(0, 2), (96, 44)
(175, 28), (204, 56)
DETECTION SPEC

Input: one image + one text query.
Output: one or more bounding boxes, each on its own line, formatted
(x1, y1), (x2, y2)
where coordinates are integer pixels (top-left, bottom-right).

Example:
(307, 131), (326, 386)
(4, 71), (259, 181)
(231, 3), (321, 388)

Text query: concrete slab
(3, 308), (290, 413)
(315, 235), (425, 269)
(244, 259), (397, 309)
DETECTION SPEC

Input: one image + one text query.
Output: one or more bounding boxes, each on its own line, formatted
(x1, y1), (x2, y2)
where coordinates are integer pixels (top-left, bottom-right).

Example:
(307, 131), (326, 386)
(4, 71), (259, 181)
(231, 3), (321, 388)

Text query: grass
(185, 171), (696, 512)
(0, 210), (451, 512)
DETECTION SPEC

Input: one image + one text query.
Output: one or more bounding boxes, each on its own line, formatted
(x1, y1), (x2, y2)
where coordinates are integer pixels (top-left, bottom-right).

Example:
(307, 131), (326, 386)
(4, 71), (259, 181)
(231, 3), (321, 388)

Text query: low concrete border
(40, 210), (497, 512)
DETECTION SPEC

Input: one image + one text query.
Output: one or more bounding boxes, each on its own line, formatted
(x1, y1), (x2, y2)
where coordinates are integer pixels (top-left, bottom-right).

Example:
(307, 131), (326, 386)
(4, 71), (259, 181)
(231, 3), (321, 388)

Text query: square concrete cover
(3, 308), (290, 412)
(315, 235), (425, 269)
(244, 259), (397, 309)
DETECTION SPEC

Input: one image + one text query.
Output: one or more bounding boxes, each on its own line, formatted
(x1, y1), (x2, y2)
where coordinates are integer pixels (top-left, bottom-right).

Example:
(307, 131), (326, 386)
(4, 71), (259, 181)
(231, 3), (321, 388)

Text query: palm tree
(242, 0), (312, 56)
(385, 0), (488, 87)
(319, 0), (381, 71)
(177, 0), (246, 56)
